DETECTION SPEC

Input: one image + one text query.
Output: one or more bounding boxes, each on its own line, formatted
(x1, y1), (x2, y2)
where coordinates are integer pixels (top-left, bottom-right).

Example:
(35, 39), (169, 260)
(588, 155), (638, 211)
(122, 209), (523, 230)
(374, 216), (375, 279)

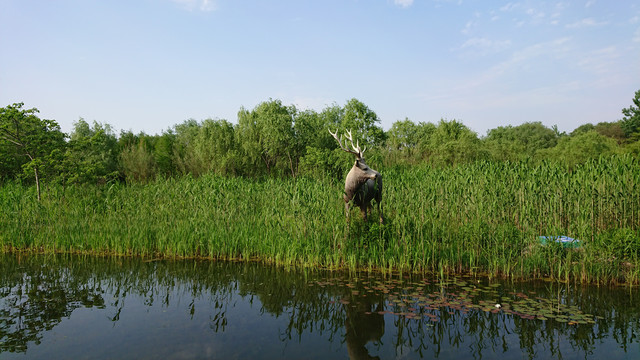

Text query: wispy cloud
(458, 37), (511, 55)
(394, 0), (414, 8)
(577, 46), (621, 75)
(565, 18), (607, 28)
(171, 0), (216, 12)
(500, 2), (519, 12)
(455, 37), (572, 91)
(461, 20), (476, 35)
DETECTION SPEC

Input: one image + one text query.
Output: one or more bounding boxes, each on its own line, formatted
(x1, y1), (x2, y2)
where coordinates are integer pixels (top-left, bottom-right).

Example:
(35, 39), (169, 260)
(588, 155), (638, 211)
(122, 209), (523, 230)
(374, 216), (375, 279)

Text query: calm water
(1, 254), (639, 359)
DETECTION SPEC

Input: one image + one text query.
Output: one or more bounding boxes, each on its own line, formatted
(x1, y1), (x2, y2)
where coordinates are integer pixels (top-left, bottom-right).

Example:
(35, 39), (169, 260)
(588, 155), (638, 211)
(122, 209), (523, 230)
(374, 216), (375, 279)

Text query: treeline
(1, 91), (640, 188)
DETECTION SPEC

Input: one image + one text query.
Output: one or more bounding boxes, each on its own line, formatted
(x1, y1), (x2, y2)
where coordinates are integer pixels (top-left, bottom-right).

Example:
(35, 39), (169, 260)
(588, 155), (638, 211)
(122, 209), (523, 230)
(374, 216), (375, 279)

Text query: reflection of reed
(1, 254), (639, 358)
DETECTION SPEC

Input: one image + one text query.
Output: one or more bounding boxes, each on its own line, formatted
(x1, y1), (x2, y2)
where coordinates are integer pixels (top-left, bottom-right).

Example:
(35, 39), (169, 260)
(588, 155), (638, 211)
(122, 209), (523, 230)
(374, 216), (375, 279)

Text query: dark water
(1, 254), (639, 359)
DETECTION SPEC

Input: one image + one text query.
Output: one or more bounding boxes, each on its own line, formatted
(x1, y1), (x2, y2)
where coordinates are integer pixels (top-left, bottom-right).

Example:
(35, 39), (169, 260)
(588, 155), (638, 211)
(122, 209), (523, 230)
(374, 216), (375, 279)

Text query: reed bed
(1, 155), (639, 284)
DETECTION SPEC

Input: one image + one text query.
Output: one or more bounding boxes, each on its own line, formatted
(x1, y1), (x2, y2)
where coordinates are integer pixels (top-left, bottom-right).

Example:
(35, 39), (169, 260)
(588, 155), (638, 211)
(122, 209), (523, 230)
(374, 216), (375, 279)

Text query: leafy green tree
(0, 103), (66, 200)
(621, 89), (640, 140)
(570, 123), (596, 137)
(194, 119), (238, 176)
(483, 122), (558, 161)
(59, 118), (119, 185)
(153, 131), (176, 177)
(0, 132), (22, 181)
(571, 121), (626, 143)
(236, 99), (297, 176)
(120, 139), (156, 183)
(295, 108), (346, 178)
(294, 109), (336, 150)
(386, 118), (419, 164)
(340, 98), (385, 148)
(414, 122), (437, 160)
(423, 119), (484, 166)
(538, 130), (621, 167)
(388, 118), (418, 151)
(171, 119), (203, 175)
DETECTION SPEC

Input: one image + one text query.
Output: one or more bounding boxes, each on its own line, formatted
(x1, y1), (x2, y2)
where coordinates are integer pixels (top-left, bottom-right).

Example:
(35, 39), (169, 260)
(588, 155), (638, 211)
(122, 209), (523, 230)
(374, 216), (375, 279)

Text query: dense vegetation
(1, 90), (640, 284)
(2, 91), (640, 187)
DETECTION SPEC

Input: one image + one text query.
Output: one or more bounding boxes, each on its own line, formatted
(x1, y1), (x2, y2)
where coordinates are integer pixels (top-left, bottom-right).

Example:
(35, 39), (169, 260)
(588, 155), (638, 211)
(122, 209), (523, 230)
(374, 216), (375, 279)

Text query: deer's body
(330, 129), (383, 223)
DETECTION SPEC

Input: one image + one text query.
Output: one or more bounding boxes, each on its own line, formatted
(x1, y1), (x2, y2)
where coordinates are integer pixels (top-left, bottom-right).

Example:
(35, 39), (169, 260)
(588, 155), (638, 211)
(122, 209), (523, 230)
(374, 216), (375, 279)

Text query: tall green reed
(1, 155), (638, 284)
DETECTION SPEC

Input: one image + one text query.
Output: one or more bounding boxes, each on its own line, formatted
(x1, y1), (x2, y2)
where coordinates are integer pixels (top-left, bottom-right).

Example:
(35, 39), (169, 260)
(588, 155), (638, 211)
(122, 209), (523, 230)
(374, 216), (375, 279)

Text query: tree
(172, 119), (202, 175)
(340, 99), (385, 148)
(571, 121), (626, 143)
(236, 99), (297, 176)
(193, 119), (238, 176)
(387, 118), (418, 151)
(295, 108), (345, 177)
(621, 89), (640, 140)
(59, 118), (119, 185)
(0, 103), (66, 200)
(153, 131), (176, 177)
(423, 119), (484, 166)
(120, 139), (156, 183)
(537, 130), (621, 167)
(483, 122), (558, 161)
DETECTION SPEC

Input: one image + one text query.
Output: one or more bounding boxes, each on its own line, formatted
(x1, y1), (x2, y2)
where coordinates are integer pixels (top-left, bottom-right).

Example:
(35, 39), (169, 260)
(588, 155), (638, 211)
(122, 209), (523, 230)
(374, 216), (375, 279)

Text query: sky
(1, 0), (639, 137)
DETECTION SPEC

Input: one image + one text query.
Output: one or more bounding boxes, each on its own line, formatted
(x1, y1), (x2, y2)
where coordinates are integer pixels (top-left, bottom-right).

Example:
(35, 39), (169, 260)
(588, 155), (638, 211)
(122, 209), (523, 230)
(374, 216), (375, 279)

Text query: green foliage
(0, 103), (66, 200)
(340, 98), (385, 148)
(58, 118), (119, 185)
(572, 121), (626, 143)
(2, 90), (640, 185)
(2, 157), (639, 284)
(236, 100), (298, 176)
(421, 119), (485, 166)
(385, 118), (420, 165)
(621, 89), (640, 140)
(120, 139), (156, 183)
(154, 132), (175, 177)
(484, 122), (559, 161)
(538, 130), (621, 168)
(295, 107), (346, 178)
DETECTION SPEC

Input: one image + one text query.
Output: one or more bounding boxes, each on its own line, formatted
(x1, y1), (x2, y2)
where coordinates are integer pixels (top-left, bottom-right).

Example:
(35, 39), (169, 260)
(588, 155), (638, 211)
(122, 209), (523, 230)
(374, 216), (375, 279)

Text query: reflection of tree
(0, 256), (105, 353)
(1, 254), (640, 359)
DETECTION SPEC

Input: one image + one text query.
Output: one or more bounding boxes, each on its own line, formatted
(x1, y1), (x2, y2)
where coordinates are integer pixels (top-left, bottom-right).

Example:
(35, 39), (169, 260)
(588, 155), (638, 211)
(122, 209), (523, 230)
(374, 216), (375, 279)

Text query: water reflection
(1, 254), (639, 359)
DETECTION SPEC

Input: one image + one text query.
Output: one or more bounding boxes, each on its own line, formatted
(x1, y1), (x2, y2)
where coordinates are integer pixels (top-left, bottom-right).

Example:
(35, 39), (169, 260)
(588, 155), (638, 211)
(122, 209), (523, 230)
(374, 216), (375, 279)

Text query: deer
(329, 129), (383, 224)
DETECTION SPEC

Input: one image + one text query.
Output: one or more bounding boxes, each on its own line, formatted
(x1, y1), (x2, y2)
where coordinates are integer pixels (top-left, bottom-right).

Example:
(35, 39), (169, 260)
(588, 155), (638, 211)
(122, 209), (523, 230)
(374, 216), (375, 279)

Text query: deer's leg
(378, 202), (384, 224)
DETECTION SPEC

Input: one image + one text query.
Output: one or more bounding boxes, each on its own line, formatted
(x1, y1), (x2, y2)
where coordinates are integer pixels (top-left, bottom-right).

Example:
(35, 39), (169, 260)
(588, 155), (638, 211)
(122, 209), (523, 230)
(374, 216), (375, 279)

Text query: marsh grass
(1, 155), (639, 284)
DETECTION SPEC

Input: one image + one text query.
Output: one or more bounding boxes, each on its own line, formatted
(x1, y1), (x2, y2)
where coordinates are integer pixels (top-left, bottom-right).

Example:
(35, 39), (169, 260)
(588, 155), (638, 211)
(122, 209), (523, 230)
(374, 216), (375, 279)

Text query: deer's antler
(329, 129), (365, 156)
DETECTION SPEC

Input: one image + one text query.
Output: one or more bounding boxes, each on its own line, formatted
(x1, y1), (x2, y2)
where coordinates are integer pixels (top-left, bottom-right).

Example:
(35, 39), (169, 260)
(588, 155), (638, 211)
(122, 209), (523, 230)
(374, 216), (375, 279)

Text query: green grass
(1, 155), (639, 284)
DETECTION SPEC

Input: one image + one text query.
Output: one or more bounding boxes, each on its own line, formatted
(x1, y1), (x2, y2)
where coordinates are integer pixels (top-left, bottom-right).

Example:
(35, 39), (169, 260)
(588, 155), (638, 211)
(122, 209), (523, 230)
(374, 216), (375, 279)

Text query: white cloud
(455, 37), (572, 91)
(458, 37), (511, 55)
(565, 18), (607, 28)
(585, 0), (595, 8)
(526, 8), (545, 21)
(634, 27), (640, 42)
(577, 46), (621, 75)
(171, 0), (216, 12)
(461, 20), (475, 35)
(500, 2), (519, 12)
(394, 0), (414, 8)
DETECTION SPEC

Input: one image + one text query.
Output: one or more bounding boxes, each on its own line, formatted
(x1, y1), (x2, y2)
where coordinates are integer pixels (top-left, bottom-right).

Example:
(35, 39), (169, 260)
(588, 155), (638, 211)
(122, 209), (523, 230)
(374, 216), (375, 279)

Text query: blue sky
(1, 0), (639, 137)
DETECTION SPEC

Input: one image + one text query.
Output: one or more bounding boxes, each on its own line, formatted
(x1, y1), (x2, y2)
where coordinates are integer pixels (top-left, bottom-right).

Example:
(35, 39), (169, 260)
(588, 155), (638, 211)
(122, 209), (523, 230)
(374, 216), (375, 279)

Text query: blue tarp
(538, 236), (581, 248)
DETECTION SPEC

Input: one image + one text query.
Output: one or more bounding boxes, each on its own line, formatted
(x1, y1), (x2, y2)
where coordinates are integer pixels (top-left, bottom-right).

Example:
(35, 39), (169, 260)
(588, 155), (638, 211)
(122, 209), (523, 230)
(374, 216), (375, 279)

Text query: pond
(1, 254), (639, 359)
